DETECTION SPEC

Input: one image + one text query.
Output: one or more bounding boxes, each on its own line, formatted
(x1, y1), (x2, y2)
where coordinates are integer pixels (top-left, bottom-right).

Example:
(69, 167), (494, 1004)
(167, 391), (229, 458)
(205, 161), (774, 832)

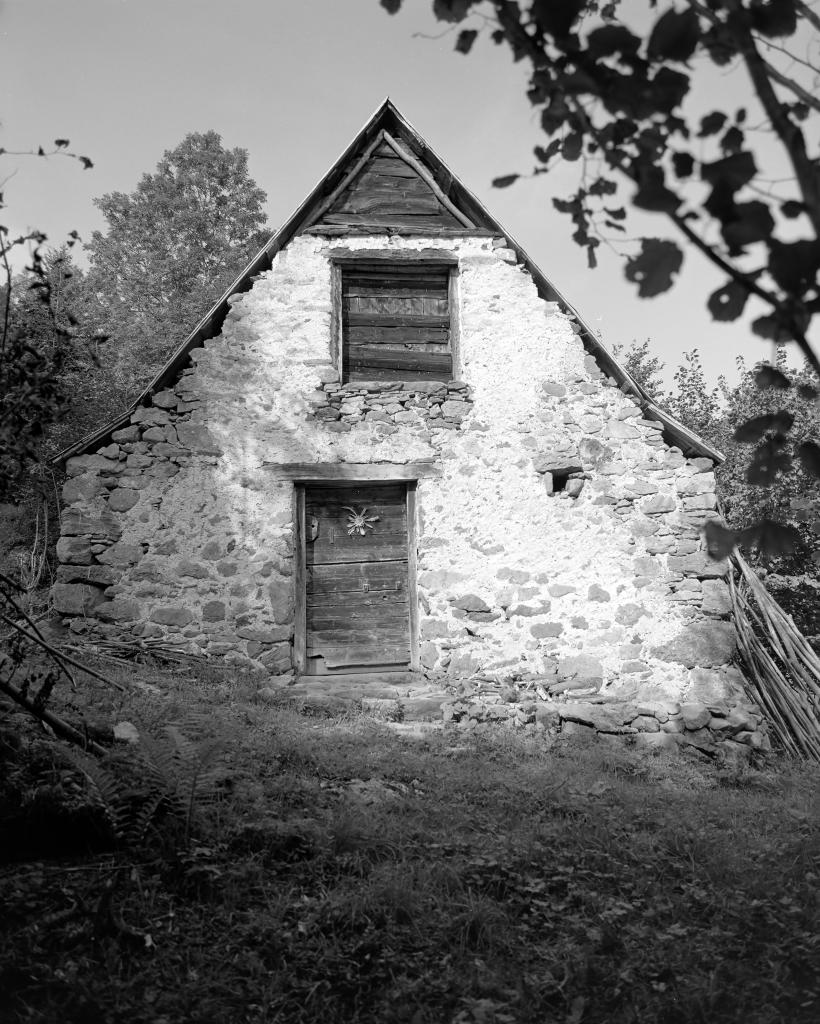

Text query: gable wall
(54, 232), (750, 716)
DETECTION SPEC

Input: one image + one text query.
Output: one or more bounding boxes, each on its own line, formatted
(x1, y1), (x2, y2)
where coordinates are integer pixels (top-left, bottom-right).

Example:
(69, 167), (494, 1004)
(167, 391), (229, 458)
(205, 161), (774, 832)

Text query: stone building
(54, 101), (761, 742)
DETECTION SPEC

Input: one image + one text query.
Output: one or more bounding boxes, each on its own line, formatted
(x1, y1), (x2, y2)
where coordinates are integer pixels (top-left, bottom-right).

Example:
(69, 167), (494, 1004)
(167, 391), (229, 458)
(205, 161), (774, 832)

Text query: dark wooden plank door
(304, 483), (410, 673)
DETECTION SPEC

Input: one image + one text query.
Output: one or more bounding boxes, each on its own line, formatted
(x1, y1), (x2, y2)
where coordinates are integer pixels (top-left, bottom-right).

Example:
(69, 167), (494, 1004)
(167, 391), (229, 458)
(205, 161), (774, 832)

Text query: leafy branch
(382, 0), (820, 547)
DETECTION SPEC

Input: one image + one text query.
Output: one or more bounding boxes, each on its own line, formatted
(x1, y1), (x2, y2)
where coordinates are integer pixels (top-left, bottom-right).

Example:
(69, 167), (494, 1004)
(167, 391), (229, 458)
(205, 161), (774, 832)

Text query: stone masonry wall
(53, 232), (763, 744)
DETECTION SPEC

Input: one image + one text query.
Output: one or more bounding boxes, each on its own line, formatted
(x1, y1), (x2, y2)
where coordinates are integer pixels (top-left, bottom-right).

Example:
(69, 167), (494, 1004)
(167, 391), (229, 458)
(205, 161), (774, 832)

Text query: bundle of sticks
(730, 551), (820, 764)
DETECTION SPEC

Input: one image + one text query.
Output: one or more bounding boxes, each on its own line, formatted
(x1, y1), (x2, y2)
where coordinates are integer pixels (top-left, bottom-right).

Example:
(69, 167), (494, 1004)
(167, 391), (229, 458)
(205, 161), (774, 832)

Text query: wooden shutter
(342, 262), (452, 382)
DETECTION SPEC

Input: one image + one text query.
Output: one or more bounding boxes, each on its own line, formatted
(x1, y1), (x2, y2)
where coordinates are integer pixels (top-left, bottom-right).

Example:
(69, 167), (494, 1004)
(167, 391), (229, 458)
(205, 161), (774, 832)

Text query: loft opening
(335, 258), (457, 383)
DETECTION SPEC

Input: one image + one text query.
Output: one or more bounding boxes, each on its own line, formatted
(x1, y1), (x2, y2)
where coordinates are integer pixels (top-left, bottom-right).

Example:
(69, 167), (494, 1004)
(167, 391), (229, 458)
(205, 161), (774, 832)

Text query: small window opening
(547, 467), (585, 498)
(552, 471), (572, 494)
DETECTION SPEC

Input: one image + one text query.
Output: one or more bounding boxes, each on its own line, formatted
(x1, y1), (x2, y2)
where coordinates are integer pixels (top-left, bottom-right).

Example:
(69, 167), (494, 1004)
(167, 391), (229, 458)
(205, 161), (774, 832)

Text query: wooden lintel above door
(265, 462), (439, 482)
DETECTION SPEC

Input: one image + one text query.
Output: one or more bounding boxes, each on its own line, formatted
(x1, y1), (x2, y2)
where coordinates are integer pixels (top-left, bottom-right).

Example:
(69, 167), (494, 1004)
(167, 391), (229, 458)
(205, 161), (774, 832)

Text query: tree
(381, 0), (820, 552)
(717, 351), (820, 566)
(86, 131), (269, 397)
(666, 349), (725, 443)
(611, 338), (666, 394)
(1, 141), (93, 501)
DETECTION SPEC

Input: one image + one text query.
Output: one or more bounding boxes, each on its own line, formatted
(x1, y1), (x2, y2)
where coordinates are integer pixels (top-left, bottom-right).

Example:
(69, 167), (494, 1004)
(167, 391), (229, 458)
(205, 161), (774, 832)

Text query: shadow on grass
(0, 660), (818, 1023)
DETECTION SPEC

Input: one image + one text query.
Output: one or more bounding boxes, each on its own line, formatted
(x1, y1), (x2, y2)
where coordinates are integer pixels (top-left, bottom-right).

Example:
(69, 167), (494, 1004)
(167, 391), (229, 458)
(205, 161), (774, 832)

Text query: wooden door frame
(292, 474), (420, 676)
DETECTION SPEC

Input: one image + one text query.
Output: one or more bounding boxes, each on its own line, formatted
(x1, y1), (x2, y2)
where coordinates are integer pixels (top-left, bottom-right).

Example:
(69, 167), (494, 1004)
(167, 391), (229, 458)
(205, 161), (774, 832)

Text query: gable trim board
(55, 99), (722, 465)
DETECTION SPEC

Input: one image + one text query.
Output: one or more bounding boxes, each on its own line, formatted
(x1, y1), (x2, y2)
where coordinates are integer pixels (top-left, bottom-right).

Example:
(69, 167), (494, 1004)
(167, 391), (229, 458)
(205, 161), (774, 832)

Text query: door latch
(362, 581), (370, 592)
(307, 516), (319, 542)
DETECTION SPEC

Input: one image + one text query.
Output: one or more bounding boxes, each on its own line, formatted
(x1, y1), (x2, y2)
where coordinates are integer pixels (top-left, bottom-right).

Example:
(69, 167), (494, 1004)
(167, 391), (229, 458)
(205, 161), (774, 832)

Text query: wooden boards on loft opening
(340, 261), (454, 382)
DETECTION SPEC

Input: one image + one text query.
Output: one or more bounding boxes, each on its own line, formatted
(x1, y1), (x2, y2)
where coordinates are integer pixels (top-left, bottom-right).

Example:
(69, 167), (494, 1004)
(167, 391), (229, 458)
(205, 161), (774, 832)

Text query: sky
(1, 0), (813, 391)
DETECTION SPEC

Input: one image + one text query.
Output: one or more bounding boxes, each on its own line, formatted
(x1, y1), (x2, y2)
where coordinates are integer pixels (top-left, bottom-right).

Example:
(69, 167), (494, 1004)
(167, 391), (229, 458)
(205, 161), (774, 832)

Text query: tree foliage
(611, 338), (665, 394)
(666, 349), (725, 444)
(0, 141), (93, 500)
(715, 352), (820, 567)
(382, 0), (820, 552)
(85, 131), (269, 398)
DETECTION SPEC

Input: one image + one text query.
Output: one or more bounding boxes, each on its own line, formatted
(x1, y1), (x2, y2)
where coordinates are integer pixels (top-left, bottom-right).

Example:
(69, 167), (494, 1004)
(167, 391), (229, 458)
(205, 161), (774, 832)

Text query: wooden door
(302, 483), (411, 674)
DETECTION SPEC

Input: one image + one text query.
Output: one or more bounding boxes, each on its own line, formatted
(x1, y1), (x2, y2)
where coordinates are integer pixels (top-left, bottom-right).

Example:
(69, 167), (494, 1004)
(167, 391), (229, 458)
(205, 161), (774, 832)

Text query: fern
(66, 717), (235, 849)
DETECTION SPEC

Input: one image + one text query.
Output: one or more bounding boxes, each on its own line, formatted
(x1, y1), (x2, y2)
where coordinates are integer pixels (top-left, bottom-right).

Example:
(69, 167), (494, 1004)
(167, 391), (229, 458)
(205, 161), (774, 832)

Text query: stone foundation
(442, 685), (769, 763)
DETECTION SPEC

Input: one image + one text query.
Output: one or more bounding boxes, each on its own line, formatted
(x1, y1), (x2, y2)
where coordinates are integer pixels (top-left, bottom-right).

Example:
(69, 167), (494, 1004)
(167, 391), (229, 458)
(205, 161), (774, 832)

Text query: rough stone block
(96, 598), (141, 622)
(631, 715), (660, 732)
(55, 564), (119, 586)
(560, 702), (622, 731)
(641, 494), (676, 515)
(108, 488), (140, 513)
(152, 389), (178, 409)
(55, 536), (94, 565)
(52, 582), (105, 615)
(621, 660), (650, 674)
(448, 649), (481, 676)
(111, 426), (140, 443)
(614, 603), (645, 626)
(150, 606), (194, 627)
(258, 642), (292, 673)
(177, 559), (211, 579)
(97, 542), (143, 567)
(530, 622), (563, 638)
(727, 706), (760, 733)
(62, 475), (103, 504)
(202, 601), (226, 622)
(533, 453), (581, 474)
(65, 454), (120, 477)
(680, 702), (711, 730)
(419, 641), (439, 670)
(687, 666), (747, 704)
(606, 421), (640, 439)
(588, 584), (611, 602)
(61, 508), (122, 541)
(701, 579), (731, 616)
(453, 593), (490, 613)
(676, 474), (716, 495)
(651, 621), (736, 668)
(175, 422), (224, 455)
(644, 536), (677, 554)
(131, 406), (170, 426)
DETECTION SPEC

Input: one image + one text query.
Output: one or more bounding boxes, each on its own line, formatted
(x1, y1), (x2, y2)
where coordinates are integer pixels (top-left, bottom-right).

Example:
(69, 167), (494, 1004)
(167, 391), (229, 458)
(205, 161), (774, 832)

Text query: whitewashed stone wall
(54, 232), (754, 728)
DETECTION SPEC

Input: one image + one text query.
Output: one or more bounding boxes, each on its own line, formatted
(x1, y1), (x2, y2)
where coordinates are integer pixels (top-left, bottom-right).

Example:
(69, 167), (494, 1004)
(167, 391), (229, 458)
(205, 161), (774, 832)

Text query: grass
(0, 659), (818, 1024)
